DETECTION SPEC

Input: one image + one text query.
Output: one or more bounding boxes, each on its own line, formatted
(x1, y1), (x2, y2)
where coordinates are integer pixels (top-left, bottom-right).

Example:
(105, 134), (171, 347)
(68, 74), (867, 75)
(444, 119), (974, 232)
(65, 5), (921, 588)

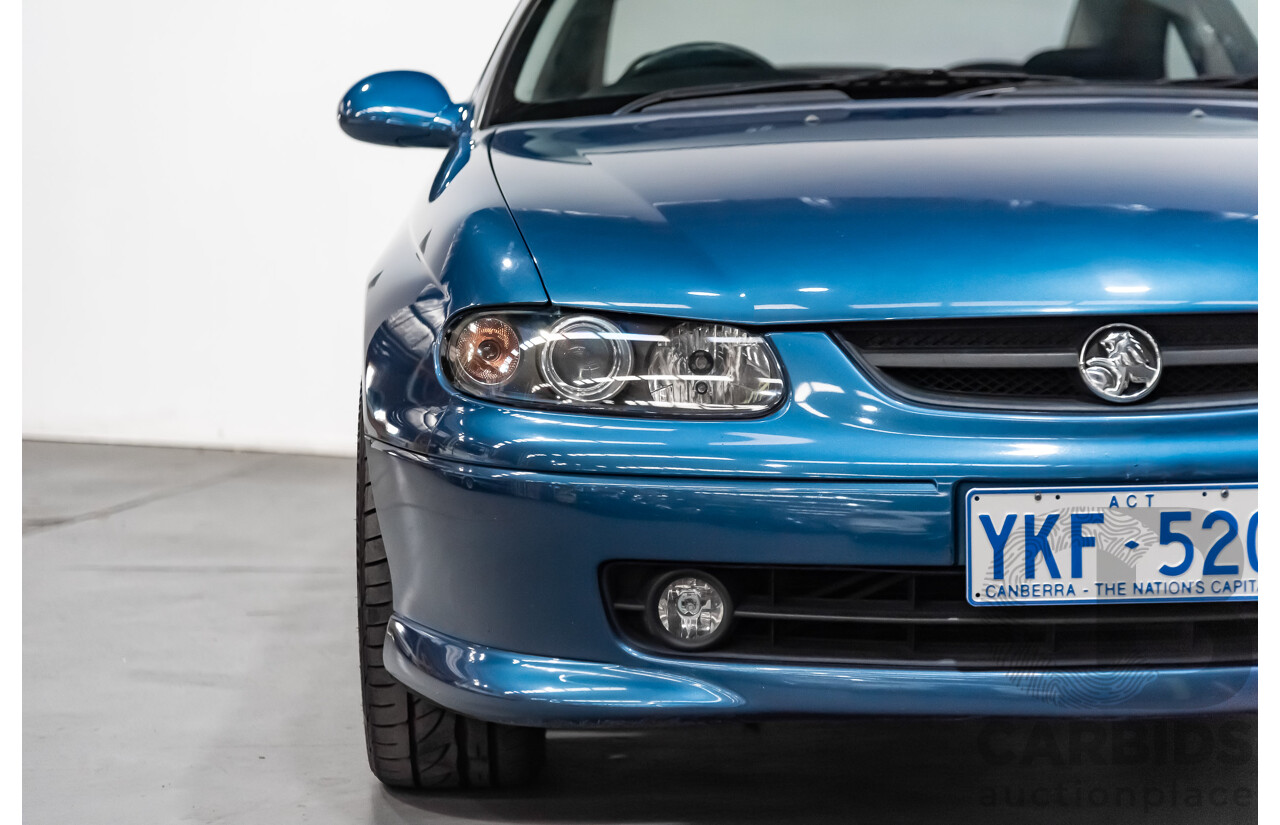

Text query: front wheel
(357, 418), (545, 789)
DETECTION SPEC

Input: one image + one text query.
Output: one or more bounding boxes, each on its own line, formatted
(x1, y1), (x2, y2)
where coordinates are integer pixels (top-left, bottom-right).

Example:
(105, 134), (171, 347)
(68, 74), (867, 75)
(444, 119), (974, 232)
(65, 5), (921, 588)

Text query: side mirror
(338, 71), (469, 148)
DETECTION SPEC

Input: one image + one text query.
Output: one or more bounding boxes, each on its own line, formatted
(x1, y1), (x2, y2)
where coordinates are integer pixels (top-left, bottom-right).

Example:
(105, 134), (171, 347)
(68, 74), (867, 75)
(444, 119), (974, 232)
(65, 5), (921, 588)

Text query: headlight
(444, 310), (784, 417)
(451, 315), (521, 386)
(539, 315), (633, 402)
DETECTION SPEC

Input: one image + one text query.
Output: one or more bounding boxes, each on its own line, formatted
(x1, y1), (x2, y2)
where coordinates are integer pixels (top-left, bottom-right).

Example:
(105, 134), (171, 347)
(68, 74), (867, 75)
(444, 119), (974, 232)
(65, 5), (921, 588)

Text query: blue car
(341, 0), (1258, 789)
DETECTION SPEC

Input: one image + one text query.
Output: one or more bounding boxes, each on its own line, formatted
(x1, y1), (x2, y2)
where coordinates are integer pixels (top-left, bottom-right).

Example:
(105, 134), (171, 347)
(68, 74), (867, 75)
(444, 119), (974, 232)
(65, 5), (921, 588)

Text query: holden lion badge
(1079, 324), (1162, 403)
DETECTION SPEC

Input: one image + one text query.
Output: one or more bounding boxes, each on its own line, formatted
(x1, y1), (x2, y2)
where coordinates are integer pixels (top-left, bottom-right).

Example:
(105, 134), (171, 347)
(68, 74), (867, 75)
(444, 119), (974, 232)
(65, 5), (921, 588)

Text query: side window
(1164, 21), (1197, 78)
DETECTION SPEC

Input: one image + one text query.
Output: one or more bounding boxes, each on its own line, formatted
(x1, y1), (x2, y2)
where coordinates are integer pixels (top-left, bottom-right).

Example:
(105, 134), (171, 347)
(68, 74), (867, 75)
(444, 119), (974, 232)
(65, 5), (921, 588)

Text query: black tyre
(357, 419), (546, 789)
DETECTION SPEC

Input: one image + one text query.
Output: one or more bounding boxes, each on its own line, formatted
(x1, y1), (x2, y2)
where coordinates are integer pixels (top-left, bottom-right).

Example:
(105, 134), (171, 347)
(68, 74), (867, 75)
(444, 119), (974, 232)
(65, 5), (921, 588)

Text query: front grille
(603, 563), (1258, 669)
(885, 363), (1258, 400)
(836, 313), (1257, 411)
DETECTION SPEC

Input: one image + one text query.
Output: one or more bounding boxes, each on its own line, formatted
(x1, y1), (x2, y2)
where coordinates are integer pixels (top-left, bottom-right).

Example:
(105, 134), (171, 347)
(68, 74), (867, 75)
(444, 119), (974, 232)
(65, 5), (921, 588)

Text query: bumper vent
(835, 313), (1257, 411)
(603, 563), (1257, 670)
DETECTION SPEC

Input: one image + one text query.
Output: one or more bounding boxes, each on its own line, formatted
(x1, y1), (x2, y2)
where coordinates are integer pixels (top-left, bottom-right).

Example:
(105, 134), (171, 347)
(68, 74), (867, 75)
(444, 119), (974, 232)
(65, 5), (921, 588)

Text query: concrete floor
(23, 441), (1257, 824)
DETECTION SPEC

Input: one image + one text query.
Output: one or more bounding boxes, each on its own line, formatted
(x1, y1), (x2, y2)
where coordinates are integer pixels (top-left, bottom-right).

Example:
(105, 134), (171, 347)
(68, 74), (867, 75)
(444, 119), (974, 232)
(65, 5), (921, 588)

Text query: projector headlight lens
(539, 316), (633, 402)
(443, 310), (784, 418)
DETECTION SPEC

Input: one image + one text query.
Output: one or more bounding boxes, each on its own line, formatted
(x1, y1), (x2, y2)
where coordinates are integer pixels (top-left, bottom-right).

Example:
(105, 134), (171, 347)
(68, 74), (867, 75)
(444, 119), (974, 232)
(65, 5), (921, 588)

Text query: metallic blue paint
(366, 442), (951, 662)
(385, 615), (1256, 726)
(359, 133), (547, 351)
(365, 433), (1253, 670)
(339, 70), (471, 148)
(386, 617), (745, 723)
(490, 97), (1256, 326)
(344, 43), (1257, 723)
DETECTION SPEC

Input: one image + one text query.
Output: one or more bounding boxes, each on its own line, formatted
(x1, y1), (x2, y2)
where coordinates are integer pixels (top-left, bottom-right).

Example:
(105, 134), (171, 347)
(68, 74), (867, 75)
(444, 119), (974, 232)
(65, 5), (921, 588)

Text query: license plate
(965, 484), (1258, 606)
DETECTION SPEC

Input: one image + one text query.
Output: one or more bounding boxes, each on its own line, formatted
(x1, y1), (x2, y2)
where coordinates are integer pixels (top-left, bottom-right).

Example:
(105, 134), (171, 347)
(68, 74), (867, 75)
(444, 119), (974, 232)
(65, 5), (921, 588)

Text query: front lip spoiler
(383, 614), (1257, 728)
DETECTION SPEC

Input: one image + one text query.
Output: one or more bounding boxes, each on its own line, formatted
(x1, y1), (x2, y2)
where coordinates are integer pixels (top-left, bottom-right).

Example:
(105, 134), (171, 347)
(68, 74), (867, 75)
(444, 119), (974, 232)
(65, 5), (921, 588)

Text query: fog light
(645, 571), (733, 650)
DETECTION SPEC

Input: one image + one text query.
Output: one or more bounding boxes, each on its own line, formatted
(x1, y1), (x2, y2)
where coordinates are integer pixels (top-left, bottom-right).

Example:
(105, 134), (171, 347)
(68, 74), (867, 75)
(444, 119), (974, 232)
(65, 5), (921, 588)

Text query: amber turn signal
(451, 316), (521, 386)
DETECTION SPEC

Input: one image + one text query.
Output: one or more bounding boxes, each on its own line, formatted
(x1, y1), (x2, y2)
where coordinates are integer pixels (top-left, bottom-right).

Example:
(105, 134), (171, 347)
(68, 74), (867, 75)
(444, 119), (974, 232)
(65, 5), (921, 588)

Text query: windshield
(488, 0), (1257, 123)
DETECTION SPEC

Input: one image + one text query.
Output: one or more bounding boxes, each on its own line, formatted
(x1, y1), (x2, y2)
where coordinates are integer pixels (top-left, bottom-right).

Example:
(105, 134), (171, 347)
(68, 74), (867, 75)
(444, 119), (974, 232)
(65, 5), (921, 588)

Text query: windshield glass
(491, 0), (1257, 123)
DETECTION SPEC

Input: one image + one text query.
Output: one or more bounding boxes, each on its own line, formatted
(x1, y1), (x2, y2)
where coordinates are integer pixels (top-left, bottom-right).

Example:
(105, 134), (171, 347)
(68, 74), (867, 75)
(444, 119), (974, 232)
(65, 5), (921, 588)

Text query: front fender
(362, 131), (548, 444)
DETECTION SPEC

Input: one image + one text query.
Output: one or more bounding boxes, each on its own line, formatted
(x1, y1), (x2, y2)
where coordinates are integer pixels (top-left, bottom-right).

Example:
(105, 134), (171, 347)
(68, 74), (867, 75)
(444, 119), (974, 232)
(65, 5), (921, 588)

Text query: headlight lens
(444, 310), (784, 417)
(450, 316), (521, 386)
(646, 322), (780, 410)
(539, 315), (633, 402)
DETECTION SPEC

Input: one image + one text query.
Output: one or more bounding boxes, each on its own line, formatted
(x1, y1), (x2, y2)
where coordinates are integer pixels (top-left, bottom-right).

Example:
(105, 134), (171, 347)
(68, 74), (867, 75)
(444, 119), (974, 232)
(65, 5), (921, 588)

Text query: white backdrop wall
(24, 0), (1260, 456)
(23, 0), (521, 456)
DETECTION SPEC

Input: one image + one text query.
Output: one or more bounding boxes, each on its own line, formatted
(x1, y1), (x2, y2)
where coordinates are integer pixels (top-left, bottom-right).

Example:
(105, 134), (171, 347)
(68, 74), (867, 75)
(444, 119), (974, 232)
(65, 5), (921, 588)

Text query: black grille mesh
(883, 364), (1257, 401)
(884, 367), (1082, 398)
(1164, 364), (1259, 397)
(844, 314), (1258, 352)
(603, 563), (1258, 670)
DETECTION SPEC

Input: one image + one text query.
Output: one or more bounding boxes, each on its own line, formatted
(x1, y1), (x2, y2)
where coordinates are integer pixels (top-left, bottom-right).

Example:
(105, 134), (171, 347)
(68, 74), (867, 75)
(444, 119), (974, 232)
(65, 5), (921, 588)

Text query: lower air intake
(603, 563), (1257, 669)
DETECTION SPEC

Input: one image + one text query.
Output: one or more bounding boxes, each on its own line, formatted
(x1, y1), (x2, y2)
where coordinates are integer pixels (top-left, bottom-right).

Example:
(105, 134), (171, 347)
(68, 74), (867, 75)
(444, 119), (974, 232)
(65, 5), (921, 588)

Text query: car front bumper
(366, 441), (1257, 725)
(383, 615), (1257, 727)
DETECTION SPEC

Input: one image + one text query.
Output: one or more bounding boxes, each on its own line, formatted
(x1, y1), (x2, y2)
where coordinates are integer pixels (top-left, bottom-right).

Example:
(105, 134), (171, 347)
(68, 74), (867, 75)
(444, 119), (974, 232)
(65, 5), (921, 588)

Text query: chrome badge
(1079, 324), (1162, 403)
